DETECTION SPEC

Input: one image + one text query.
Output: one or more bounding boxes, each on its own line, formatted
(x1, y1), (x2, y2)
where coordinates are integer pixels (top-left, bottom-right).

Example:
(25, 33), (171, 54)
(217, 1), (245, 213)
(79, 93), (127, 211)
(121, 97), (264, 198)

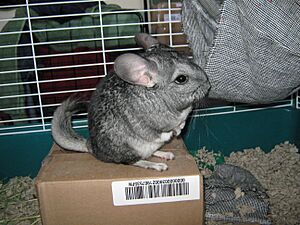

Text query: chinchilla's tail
(51, 96), (89, 152)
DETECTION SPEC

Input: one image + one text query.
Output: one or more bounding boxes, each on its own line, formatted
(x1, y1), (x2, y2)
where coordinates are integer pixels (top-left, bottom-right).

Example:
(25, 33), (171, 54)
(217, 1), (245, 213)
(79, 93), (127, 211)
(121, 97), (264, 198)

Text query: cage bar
(0, 0), (297, 136)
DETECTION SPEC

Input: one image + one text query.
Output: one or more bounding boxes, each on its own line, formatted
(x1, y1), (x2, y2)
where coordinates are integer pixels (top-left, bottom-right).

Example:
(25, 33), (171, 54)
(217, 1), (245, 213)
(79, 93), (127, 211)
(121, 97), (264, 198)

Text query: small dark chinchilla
(51, 33), (210, 171)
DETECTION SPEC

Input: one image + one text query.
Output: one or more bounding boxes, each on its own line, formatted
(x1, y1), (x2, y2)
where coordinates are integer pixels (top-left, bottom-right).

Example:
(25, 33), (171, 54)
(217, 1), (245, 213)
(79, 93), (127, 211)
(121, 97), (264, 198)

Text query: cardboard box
(35, 137), (204, 225)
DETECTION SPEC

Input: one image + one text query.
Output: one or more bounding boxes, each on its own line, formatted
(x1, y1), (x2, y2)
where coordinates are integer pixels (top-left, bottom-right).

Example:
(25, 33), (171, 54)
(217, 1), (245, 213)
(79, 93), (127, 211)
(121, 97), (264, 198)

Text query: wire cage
(0, 0), (191, 136)
(1, 3), (300, 225)
(0, 0), (298, 136)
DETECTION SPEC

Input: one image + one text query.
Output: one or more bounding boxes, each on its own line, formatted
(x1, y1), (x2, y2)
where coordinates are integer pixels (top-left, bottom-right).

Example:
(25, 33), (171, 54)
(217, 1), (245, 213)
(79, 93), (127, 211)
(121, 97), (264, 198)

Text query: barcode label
(125, 182), (190, 200)
(112, 175), (200, 206)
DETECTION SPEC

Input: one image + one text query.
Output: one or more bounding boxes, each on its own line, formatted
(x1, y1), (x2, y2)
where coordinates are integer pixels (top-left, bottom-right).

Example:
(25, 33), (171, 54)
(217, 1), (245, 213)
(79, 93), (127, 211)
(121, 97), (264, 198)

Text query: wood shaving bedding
(197, 141), (300, 225)
(226, 142), (300, 225)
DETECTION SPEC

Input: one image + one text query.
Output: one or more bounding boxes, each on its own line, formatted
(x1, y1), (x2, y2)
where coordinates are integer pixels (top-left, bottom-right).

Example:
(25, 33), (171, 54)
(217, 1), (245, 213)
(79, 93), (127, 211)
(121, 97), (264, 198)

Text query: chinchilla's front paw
(172, 121), (186, 136)
(172, 128), (181, 136)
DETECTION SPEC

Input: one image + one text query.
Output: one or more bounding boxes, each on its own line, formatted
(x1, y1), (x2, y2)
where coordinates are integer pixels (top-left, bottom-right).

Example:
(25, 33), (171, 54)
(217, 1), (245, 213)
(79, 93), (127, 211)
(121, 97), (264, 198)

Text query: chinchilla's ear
(114, 53), (158, 87)
(135, 33), (159, 50)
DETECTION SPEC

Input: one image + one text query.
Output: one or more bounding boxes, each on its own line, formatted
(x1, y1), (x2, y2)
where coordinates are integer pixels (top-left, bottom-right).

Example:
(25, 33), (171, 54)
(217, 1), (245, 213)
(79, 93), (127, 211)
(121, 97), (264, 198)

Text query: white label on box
(112, 175), (200, 206)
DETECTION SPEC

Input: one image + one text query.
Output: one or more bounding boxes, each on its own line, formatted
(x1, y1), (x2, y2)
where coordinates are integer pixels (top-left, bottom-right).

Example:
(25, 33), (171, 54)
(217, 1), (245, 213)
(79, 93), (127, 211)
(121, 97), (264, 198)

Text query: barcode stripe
(125, 182), (190, 200)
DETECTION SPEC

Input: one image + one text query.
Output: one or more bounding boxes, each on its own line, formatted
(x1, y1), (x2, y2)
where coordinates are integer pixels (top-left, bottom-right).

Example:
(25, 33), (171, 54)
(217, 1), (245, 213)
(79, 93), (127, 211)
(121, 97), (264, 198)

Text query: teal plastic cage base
(182, 107), (300, 156)
(1, 107), (300, 180)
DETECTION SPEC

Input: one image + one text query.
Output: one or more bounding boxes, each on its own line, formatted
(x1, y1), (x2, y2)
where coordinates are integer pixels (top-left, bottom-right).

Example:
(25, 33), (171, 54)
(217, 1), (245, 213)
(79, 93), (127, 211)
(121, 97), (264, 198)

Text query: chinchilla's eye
(174, 75), (188, 84)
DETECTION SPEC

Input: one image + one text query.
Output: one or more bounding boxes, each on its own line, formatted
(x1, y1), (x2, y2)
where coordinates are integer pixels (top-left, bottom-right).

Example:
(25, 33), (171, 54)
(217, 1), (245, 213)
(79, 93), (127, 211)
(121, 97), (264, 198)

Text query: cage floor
(1, 141), (299, 225)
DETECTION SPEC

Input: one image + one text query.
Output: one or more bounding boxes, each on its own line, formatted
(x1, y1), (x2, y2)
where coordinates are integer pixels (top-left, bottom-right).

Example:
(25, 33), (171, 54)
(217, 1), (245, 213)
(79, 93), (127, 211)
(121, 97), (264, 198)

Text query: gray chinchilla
(51, 33), (210, 171)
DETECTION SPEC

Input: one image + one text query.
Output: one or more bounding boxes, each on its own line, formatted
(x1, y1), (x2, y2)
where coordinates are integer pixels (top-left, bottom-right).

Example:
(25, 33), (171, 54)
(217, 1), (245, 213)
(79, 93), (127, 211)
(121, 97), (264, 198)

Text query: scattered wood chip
(234, 187), (245, 199)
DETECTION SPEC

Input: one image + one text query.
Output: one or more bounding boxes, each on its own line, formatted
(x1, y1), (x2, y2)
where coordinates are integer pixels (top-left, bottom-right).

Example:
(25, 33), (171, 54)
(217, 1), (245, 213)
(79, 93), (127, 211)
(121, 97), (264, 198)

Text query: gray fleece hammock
(182, 0), (300, 103)
(204, 164), (271, 224)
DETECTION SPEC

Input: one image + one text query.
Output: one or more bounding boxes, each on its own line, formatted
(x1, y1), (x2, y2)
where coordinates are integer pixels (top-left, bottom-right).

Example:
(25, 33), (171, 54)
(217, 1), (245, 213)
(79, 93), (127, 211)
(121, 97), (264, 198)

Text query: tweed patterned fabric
(182, 0), (300, 103)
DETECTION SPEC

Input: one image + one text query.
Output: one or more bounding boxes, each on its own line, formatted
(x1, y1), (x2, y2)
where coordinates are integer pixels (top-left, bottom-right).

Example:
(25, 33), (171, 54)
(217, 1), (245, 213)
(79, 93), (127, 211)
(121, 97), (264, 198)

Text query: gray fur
(52, 33), (210, 169)
(51, 96), (89, 152)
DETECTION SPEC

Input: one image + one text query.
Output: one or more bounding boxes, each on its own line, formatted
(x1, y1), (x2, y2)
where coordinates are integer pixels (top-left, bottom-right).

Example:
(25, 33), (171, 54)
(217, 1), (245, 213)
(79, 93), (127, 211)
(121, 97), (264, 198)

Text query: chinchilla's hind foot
(133, 160), (168, 171)
(152, 150), (175, 160)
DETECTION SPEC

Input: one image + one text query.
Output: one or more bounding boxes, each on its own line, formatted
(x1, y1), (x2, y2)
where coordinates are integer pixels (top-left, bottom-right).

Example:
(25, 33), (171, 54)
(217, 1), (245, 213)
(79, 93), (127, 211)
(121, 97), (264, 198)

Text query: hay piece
(0, 176), (41, 225)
